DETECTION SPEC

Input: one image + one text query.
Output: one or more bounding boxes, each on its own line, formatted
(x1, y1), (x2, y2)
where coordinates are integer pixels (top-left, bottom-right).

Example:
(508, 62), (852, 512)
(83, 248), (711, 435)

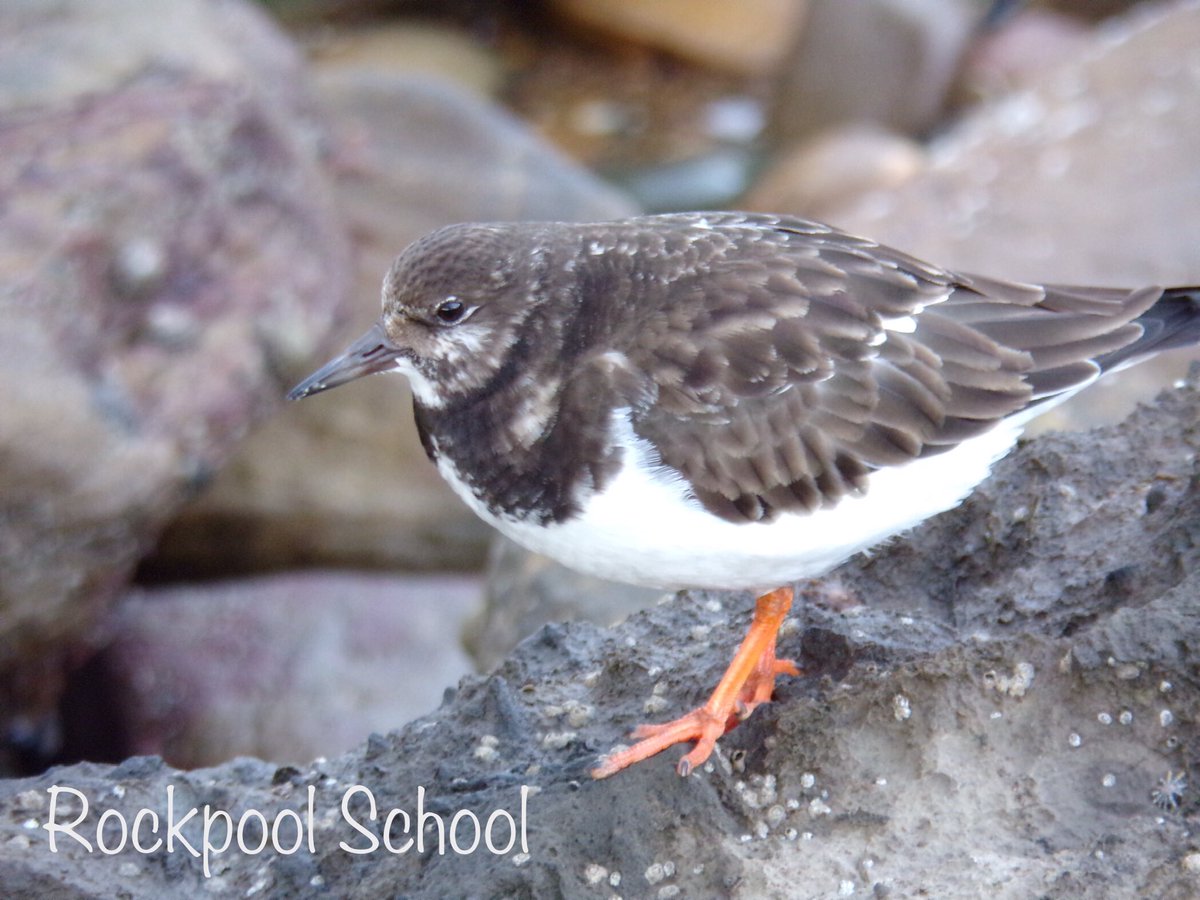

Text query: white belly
(435, 410), (1024, 592)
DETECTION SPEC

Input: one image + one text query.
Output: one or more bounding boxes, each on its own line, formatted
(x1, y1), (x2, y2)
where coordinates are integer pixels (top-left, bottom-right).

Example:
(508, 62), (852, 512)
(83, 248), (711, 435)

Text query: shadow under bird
(289, 212), (1200, 778)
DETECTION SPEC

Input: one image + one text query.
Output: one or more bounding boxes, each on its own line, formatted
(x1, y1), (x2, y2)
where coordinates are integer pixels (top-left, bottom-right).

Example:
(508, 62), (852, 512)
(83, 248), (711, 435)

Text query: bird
(288, 212), (1200, 779)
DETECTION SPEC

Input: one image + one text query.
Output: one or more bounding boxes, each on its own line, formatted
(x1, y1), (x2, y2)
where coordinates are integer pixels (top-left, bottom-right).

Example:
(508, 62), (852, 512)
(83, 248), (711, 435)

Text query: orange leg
(592, 586), (799, 779)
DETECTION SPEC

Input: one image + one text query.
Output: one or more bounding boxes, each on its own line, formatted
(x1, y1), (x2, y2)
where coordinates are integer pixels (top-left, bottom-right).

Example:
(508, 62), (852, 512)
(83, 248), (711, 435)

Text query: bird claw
(591, 587), (799, 779)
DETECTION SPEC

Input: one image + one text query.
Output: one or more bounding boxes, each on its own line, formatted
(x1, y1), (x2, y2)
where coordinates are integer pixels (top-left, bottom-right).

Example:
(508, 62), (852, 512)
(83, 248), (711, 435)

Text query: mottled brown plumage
(606, 217), (1170, 522)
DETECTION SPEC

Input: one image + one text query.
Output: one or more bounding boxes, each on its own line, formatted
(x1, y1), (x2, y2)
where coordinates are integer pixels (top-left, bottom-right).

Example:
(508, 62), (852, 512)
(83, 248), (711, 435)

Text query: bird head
(288, 223), (546, 407)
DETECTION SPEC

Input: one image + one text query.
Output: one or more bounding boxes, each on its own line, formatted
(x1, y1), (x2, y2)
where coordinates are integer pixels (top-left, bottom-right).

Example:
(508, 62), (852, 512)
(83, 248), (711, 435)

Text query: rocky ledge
(1, 375), (1198, 899)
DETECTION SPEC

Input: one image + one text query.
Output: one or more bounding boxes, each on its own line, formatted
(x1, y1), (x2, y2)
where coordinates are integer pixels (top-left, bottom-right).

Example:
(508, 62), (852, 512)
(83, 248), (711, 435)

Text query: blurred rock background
(1, 0), (1198, 784)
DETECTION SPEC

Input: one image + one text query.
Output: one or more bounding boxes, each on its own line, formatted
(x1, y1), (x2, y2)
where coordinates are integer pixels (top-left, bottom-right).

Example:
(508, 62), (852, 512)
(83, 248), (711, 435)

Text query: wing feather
(574, 213), (1167, 522)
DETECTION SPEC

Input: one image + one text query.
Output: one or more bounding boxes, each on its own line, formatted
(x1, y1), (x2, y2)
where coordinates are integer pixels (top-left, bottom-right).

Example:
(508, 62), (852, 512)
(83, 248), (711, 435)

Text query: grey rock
(828, 2), (1200, 286)
(769, 0), (979, 142)
(0, 0), (351, 756)
(0, 370), (1197, 898)
(141, 73), (639, 580)
(615, 146), (759, 214)
(465, 537), (661, 673)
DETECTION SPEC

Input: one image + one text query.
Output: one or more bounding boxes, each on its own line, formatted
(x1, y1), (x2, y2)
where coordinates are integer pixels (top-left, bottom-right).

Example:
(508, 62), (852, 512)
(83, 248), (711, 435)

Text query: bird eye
(435, 299), (465, 324)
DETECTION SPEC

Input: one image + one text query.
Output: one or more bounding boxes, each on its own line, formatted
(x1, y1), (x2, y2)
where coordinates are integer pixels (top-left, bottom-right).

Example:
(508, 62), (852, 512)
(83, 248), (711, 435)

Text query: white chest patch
(433, 409), (1024, 592)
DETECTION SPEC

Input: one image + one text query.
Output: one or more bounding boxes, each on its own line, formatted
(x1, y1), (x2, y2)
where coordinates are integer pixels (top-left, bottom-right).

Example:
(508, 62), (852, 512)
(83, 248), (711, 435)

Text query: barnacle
(1150, 770), (1187, 810)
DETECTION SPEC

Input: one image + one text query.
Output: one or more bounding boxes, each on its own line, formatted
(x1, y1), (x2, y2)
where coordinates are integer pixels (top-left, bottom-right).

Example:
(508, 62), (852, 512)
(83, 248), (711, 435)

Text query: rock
(824, 0), (1200, 430)
(615, 146), (759, 213)
(954, 7), (1094, 103)
(464, 537), (661, 673)
(1, 370), (1197, 897)
(768, 0), (978, 142)
(742, 124), (925, 219)
(59, 573), (479, 769)
(0, 0), (351, 761)
(828, 1), (1200, 286)
(550, 0), (811, 77)
(304, 22), (503, 98)
(138, 73), (639, 581)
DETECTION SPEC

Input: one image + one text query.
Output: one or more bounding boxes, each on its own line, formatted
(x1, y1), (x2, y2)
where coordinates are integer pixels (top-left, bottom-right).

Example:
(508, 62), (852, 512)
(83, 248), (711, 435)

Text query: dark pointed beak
(287, 321), (403, 400)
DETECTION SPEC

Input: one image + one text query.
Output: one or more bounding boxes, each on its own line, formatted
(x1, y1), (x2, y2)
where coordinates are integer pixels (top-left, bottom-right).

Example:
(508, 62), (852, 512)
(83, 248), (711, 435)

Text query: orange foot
(592, 586), (800, 778)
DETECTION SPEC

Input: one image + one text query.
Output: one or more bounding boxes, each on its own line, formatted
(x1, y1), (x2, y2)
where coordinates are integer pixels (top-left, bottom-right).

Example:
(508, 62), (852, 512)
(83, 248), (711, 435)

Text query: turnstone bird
(289, 212), (1200, 778)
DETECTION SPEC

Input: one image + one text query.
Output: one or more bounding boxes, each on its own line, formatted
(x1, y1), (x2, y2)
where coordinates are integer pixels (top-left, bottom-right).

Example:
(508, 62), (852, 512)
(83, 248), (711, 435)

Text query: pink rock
(957, 8), (1094, 101)
(85, 572), (479, 768)
(0, 0), (352, 753)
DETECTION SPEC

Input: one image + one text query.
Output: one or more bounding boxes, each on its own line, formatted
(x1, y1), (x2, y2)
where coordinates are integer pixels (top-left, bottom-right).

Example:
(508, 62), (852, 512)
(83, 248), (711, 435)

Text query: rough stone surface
(550, 0), (810, 76)
(62, 573), (479, 770)
(0, 0), (351, 756)
(139, 73), (639, 581)
(1, 374), (1197, 898)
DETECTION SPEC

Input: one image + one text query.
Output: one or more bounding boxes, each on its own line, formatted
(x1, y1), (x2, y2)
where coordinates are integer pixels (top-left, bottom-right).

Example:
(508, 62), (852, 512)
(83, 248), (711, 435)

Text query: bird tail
(1096, 286), (1200, 373)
